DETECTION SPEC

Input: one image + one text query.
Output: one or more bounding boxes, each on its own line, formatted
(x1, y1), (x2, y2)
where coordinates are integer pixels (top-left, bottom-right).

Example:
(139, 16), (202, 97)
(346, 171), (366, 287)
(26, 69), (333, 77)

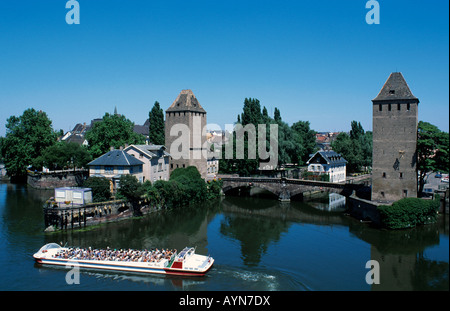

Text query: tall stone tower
(372, 72), (419, 202)
(165, 89), (207, 179)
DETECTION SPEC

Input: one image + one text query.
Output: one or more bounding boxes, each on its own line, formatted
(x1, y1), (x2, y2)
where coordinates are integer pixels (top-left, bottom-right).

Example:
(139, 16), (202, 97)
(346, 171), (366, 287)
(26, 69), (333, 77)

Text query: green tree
(3, 108), (57, 177)
(349, 121), (364, 140)
(153, 179), (183, 208)
(148, 101), (165, 145)
(83, 176), (111, 202)
(0, 136), (5, 162)
(273, 107), (281, 123)
(117, 174), (145, 215)
(332, 121), (372, 173)
(170, 166), (207, 204)
(417, 121), (449, 195)
(85, 112), (145, 158)
(37, 142), (92, 170)
(241, 98), (263, 126)
(221, 98), (263, 175)
(291, 120), (317, 165)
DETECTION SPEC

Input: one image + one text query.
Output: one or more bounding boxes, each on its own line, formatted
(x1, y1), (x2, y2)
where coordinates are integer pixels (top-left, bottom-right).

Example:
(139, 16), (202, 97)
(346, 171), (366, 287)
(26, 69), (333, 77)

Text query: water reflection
(349, 220), (449, 290)
(0, 182), (448, 290)
(309, 193), (346, 212)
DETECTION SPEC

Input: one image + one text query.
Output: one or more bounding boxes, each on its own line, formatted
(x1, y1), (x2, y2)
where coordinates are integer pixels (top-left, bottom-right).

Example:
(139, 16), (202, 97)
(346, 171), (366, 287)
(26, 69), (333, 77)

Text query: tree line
(84, 166), (222, 213)
(219, 98), (317, 176)
(0, 102), (165, 180)
(0, 103), (448, 198)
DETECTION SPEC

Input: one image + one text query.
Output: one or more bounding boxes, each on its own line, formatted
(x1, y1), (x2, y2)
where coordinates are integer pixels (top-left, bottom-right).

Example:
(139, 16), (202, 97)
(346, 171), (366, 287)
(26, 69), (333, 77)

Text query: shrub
(144, 166), (222, 209)
(83, 176), (111, 202)
(377, 197), (440, 229)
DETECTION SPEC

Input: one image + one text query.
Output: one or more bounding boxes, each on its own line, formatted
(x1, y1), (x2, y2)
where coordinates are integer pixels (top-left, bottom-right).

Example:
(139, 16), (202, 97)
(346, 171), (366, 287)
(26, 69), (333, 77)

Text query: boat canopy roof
(177, 247), (194, 260)
(40, 243), (62, 251)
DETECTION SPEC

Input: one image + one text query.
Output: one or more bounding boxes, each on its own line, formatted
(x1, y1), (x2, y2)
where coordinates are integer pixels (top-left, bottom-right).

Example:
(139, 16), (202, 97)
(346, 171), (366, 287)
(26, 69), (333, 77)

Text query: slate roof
(125, 145), (170, 158)
(306, 151), (347, 165)
(166, 89), (206, 113)
(87, 150), (144, 166)
(372, 72), (419, 102)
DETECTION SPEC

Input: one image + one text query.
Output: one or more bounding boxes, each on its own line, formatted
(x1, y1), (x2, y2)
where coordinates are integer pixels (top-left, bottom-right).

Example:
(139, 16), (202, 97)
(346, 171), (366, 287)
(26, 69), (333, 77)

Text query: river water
(0, 182), (448, 291)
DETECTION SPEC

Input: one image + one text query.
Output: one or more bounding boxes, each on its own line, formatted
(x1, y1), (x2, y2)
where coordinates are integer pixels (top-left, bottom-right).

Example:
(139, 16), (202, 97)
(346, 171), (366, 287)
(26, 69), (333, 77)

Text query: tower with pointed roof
(372, 72), (419, 202)
(165, 89), (207, 178)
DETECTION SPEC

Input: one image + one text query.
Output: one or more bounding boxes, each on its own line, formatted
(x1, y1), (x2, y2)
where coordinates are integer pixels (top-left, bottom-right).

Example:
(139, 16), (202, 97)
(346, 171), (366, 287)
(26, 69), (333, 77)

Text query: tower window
(397, 103), (401, 110)
(407, 103), (410, 111)
(381, 191), (385, 198)
(403, 190), (408, 197)
(388, 104), (391, 111)
(379, 104), (382, 111)
(399, 172), (403, 179)
(382, 172), (386, 178)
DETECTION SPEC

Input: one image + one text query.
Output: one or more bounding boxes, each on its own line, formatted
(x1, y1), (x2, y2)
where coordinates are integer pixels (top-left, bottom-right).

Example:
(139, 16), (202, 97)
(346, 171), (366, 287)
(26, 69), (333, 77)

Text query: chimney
(110, 146), (114, 151)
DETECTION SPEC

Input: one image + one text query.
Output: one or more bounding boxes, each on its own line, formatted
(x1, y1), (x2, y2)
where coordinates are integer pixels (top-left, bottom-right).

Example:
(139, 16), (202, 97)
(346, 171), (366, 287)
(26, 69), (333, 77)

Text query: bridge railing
(220, 177), (346, 189)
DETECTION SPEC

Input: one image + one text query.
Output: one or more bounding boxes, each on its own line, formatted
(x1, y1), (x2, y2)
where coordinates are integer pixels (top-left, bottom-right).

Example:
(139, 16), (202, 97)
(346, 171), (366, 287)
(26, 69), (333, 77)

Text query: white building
(207, 157), (219, 179)
(306, 150), (347, 183)
(54, 187), (93, 205)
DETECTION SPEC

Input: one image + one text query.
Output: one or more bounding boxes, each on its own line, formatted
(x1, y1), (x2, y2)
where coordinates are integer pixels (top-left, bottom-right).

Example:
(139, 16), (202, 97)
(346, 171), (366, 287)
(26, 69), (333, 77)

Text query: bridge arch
(222, 183), (280, 199)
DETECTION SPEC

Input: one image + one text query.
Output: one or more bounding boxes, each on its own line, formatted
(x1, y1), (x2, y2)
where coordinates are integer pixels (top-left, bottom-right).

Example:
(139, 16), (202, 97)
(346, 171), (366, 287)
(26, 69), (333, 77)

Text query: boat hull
(33, 250), (214, 277)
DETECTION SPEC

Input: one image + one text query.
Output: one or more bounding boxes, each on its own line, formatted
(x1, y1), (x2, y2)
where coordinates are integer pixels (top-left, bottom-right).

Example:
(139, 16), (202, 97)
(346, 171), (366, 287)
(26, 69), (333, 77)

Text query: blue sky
(0, 0), (448, 137)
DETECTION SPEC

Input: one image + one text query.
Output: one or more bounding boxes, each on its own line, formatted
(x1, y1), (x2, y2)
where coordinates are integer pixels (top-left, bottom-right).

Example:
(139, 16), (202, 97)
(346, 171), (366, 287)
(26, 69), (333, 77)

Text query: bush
(143, 166), (222, 209)
(377, 197), (440, 229)
(83, 177), (111, 202)
(117, 174), (145, 202)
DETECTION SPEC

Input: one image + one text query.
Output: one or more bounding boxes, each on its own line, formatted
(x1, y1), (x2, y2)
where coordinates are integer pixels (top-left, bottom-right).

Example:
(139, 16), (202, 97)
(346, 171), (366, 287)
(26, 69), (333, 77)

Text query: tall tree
(274, 107), (282, 123)
(148, 101), (165, 145)
(417, 121), (449, 195)
(85, 112), (145, 158)
(291, 121), (317, 165)
(350, 121), (364, 140)
(3, 108), (57, 177)
(241, 98), (263, 126)
(332, 121), (372, 173)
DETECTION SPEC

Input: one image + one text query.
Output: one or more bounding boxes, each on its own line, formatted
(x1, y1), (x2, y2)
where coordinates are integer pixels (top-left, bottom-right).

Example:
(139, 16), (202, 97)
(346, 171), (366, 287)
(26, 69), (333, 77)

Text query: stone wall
(347, 194), (383, 226)
(165, 111), (208, 179)
(372, 101), (418, 202)
(27, 170), (88, 189)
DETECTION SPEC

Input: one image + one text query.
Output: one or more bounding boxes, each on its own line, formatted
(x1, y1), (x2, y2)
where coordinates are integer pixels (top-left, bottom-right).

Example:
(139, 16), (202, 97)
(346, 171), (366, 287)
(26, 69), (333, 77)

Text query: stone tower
(165, 89), (207, 179)
(372, 72), (419, 202)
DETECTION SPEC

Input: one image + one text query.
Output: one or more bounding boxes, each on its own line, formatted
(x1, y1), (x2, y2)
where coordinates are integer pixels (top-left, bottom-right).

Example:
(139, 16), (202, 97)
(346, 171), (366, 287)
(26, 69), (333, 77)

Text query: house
(60, 123), (89, 146)
(207, 157), (219, 179)
(87, 148), (144, 191)
(306, 150), (347, 183)
(124, 144), (170, 183)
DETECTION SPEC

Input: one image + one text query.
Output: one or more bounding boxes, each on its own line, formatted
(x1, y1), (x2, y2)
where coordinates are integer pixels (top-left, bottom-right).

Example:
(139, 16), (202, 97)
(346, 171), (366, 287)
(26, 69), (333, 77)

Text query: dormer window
(389, 90), (395, 94)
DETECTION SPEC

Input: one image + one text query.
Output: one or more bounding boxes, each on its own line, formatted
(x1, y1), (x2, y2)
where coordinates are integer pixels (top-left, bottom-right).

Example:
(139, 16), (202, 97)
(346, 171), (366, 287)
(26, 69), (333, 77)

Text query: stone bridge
(221, 177), (365, 201)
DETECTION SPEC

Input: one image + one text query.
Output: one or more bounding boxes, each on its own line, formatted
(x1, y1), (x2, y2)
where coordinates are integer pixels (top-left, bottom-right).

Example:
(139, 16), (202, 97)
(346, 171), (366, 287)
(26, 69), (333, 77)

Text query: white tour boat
(33, 243), (214, 277)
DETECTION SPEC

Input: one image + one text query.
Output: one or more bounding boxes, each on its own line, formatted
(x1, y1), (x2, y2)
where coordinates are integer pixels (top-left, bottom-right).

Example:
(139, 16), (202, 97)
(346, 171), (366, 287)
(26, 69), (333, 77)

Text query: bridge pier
(279, 180), (291, 202)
